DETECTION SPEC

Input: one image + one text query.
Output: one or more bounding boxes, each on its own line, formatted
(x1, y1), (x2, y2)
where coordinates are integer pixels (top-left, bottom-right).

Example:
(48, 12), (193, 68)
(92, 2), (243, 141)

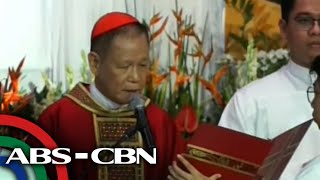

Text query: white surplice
(219, 60), (320, 180)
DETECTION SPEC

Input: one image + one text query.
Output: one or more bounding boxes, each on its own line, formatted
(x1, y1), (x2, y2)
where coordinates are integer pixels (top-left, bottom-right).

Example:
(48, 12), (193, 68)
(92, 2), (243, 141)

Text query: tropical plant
(0, 58), (34, 120)
(144, 2), (228, 137)
(0, 57), (34, 140)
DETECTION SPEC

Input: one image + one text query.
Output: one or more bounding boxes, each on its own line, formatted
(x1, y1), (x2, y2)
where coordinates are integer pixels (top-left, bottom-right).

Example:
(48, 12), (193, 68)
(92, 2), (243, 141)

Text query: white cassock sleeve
(218, 89), (269, 139)
(296, 156), (320, 180)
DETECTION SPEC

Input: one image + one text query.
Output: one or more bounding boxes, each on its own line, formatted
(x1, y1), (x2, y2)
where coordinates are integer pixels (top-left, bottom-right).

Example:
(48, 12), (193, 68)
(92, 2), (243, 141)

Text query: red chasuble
(36, 83), (181, 180)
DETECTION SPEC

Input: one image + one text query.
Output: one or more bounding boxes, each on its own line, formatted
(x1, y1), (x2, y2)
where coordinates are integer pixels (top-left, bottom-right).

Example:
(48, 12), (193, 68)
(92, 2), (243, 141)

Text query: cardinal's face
(91, 33), (150, 105)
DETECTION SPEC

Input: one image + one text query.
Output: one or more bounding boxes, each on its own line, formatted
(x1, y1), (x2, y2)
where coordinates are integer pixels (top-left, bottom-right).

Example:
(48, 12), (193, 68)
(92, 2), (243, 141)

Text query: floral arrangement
(218, 40), (289, 107)
(0, 58), (34, 119)
(144, 5), (227, 137)
(142, 0), (289, 137)
(0, 58), (34, 139)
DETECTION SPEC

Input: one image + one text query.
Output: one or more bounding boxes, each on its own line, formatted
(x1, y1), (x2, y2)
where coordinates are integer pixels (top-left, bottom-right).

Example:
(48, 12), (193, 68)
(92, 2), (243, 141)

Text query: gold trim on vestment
(65, 83), (150, 116)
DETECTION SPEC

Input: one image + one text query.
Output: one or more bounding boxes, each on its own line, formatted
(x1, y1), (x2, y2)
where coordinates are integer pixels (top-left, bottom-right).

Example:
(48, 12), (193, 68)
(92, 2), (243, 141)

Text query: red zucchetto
(91, 12), (139, 40)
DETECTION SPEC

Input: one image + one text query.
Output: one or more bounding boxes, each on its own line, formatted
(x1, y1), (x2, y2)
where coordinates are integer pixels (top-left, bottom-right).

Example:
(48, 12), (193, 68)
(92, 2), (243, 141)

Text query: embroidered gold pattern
(97, 120), (137, 142)
(66, 83), (147, 180)
(184, 145), (260, 176)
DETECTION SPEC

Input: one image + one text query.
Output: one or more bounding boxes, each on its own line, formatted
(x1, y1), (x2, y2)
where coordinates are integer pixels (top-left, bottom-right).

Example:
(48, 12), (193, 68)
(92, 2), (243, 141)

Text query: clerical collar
(89, 84), (125, 110)
(287, 60), (314, 85)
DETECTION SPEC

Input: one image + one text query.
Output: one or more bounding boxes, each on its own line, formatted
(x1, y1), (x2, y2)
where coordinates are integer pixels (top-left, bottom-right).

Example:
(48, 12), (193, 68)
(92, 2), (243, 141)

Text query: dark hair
(280, 0), (297, 21)
(90, 23), (150, 60)
(310, 56), (320, 76)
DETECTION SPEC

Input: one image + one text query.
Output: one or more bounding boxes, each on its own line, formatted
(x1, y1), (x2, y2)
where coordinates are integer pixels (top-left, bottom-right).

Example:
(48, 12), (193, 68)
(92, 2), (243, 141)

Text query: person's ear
(88, 52), (101, 76)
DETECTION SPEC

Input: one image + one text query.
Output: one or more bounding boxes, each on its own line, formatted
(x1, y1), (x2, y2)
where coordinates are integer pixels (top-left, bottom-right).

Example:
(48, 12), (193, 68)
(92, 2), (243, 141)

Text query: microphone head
(129, 94), (144, 109)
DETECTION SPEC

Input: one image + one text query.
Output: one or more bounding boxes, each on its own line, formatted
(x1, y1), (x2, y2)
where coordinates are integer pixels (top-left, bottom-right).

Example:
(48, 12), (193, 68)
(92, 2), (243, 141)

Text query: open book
(179, 120), (313, 180)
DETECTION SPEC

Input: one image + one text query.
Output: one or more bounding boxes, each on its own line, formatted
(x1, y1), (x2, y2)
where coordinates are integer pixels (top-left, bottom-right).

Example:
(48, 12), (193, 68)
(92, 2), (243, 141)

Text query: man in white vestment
(168, 0), (320, 179)
(295, 56), (320, 179)
(219, 0), (320, 179)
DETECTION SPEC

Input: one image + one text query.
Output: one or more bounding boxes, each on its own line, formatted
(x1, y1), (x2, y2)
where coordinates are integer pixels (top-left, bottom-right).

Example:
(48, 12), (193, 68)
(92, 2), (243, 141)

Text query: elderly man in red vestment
(36, 12), (182, 180)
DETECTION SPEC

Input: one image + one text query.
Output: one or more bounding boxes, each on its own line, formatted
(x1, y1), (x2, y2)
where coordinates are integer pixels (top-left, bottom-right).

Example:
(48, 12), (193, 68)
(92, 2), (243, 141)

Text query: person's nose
(309, 21), (320, 35)
(128, 66), (140, 82)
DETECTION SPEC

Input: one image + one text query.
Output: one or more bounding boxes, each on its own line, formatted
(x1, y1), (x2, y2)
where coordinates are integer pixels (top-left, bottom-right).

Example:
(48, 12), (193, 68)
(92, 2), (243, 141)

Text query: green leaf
(159, 83), (168, 108)
(142, 19), (150, 31)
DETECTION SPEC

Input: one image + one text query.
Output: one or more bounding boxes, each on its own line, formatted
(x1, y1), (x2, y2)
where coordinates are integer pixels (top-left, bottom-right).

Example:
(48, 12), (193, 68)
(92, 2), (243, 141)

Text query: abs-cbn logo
(6, 148), (157, 165)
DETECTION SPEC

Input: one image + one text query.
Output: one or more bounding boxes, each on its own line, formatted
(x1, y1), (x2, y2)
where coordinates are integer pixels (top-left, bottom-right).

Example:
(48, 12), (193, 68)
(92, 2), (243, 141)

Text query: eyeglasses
(294, 16), (320, 31)
(307, 86), (315, 103)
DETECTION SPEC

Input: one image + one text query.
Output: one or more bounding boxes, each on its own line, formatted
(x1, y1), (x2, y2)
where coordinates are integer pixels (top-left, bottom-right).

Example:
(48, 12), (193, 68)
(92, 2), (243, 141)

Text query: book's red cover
(180, 120), (313, 180)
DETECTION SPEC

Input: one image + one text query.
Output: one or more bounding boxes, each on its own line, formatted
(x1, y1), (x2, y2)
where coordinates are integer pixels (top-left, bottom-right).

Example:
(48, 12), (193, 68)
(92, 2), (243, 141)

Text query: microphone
(129, 94), (156, 155)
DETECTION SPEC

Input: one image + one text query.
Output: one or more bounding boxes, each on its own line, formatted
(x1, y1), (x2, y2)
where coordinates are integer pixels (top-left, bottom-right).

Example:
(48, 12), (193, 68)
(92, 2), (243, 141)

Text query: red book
(179, 120), (313, 180)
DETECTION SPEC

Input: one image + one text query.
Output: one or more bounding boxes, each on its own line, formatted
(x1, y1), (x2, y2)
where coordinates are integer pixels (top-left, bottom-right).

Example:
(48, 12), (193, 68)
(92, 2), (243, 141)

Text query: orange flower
(8, 58), (25, 93)
(193, 33), (202, 45)
(167, 33), (178, 46)
(204, 47), (214, 65)
(3, 98), (32, 115)
(170, 65), (178, 73)
(174, 74), (190, 92)
(213, 66), (228, 85)
(169, 9), (190, 63)
(189, 45), (213, 66)
(149, 13), (162, 26)
(150, 72), (168, 87)
(147, 59), (168, 97)
(2, 92), (11, 113)
(199, 78), (224, 108)
(175, 106), (198, 133)
(169, 64), (190, 91)
(182, 24), (195, 36)
(2, 92), (22, 113)
(199, 66), (229, 108)
(167, 34), (184, 62)
(1, 58), (26, 113)
(150, 17), (168, 41)
(10, 94), (33, 114)
(174, 45), (183, 62)
(189, 44), (204, 59)
(172, 9), (183, 25)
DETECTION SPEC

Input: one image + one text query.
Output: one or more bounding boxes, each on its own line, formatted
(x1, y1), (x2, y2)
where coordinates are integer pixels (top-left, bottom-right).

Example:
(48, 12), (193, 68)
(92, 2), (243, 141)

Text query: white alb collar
(287, 60), (315, 85)
(89, 83), (123, 110)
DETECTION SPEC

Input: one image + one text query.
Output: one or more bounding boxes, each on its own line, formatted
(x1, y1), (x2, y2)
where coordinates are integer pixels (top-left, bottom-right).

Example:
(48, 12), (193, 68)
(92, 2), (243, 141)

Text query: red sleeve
(25, 103), (60, 180)
(144, 104), (187, 180)
(32, 98), (97, 180)
(37, 105), (58, 142)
